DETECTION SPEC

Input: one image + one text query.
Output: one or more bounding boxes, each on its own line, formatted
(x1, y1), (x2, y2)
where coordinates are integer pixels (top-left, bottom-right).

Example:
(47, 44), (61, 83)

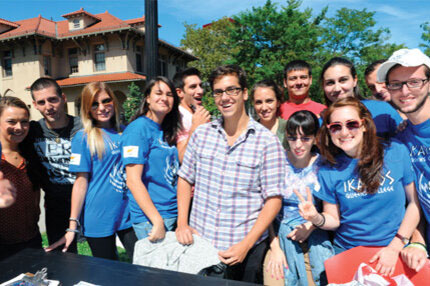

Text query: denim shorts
(132, 217), (177, 240)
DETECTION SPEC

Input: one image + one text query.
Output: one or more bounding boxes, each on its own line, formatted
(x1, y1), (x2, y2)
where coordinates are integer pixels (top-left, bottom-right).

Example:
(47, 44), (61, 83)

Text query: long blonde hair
(80, 82), (121, 158)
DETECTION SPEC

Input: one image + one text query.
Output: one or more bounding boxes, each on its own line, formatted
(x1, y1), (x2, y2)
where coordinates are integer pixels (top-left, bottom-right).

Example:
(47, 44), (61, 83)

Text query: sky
(0, 0), (428, 51)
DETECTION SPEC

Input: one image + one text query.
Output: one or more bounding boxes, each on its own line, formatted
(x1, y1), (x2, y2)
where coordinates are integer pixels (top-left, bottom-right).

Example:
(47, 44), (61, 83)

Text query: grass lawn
(41, 233), (131, 263)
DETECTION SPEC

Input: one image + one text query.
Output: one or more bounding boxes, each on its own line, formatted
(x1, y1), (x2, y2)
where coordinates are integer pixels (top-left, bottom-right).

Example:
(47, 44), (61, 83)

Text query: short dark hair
(364, 59), (386, 78)
(283, 60), (312, 80)
(172, 67), (201, 90)
(30, 77), (62, 100)
(208, 65), (247, 90)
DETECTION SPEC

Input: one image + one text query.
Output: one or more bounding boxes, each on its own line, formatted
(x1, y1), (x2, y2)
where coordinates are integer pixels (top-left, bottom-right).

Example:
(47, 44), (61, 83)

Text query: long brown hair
(131, 76), (181, 146)
(80, 81), (121, 158)
(317, 97), (383, 194)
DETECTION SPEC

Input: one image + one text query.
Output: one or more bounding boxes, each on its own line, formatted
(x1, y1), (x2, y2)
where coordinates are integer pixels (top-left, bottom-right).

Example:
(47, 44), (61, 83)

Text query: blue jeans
(277, 219), (334, 286)
(132, 217), (177, 240)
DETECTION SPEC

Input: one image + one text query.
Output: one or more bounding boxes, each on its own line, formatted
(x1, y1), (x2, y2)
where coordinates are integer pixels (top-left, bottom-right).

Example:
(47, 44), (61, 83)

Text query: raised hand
(293, 188), (319, 222)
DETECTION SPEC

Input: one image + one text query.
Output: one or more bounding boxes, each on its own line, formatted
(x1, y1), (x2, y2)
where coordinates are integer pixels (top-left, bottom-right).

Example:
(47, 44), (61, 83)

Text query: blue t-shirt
(69, 128), (131, 237)
(121, 116), (179, 224)
(315, 140), (414, 250)
(396, 119), (430, 240)
(362, 100), (403, 139)
(281, 154), (322, 225)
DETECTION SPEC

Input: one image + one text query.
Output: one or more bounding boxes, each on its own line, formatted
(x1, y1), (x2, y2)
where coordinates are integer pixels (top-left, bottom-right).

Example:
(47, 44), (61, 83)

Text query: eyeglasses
(213, 87), (242, 98)
(91, 98), (113, 110)
(386, 78), (429, 90)
(327, 119), (363, 134)
(286, 136), (313, 142)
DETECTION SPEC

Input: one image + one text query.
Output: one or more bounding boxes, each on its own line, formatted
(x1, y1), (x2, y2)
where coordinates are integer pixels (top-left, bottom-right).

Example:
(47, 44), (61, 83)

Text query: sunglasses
(327, 119), (363, 134)
(91, 98), (113, 109)
(286, 136), (313, 142)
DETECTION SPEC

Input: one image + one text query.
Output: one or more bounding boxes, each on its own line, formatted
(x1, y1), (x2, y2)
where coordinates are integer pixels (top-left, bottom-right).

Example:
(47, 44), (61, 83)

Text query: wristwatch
(395, 233), (410, 245)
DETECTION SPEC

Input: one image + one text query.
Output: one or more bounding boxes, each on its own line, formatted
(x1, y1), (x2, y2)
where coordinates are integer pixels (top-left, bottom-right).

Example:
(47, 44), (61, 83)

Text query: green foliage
(319, 8), (405, 98)
(420, 22), (430, 56)
(180, 0), (405, 104)
(123, 82), (143, 123)
(228, 0), (325, 102)
(181, 17), (236, 80)
(181, 17), (236, 114)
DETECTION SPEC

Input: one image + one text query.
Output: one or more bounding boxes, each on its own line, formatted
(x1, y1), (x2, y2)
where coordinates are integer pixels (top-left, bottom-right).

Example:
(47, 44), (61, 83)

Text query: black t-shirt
(21, 115), (82, 203)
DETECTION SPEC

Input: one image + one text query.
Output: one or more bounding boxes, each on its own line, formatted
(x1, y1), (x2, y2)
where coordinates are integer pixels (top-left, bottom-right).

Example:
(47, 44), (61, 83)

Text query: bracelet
(312, 213), (325, 228)
(69, 218), (80, 227)
(406, 242), (428, 252)
(66, 228), (80, 234)
(406, 243), (429, 257)
(410, 242), (427, 249)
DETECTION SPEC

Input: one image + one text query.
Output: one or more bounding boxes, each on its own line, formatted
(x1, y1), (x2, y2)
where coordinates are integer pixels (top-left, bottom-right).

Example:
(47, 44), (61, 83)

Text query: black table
(0, 249), (257, 286)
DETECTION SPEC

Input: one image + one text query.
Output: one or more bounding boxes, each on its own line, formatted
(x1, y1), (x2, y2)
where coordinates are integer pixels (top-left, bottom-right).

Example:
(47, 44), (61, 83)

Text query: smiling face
(323, 65), (358, 103)
(328, 106), (365, 158)
(32, 85), (67, 128)
(213, 75), (248, 120)
(365, 65), (391, 101)
(286, 127), (315, 163)
(284, 69), (312, 101)
(387, 65), (430, 115)
(0, 106), (30, 145)
(146, 81), (174, 121)
(178, 75), (204, 111)
(89, 90), (115, 128)
(253, 87), (279, 124)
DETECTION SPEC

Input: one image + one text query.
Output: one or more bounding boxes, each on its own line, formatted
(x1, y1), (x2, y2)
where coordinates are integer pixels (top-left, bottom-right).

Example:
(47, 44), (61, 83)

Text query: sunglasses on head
(91, 98), (113, 109)
(327, 119), (364, 134)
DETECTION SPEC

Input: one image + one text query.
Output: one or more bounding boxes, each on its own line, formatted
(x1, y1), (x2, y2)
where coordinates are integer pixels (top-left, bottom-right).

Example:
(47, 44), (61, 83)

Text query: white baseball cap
(377, 48), (430, 82)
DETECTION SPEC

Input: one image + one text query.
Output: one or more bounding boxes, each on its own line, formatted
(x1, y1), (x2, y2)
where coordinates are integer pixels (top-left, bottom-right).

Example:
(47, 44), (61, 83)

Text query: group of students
(0, 47), (429, 286)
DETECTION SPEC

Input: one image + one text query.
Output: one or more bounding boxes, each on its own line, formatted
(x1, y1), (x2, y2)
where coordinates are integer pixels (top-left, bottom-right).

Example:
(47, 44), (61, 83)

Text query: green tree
(228, 0), (326, 94)
(320, 8), (405, 98)
(181, 17), (236, 80)
(122, 82), (142, 122)
(320, 8), (404, 65)
(181, 17), (236, 115)
(420, 22), (430, 56)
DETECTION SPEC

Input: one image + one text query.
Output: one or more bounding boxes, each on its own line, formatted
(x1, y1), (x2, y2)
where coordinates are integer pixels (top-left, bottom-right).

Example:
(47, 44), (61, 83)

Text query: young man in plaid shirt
(176, 65), (286, 283)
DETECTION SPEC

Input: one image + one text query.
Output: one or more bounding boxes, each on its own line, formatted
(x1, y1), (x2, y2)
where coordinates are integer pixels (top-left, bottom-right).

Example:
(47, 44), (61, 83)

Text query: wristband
(312, 213), (325, 228)
(406, 243), (429, 257)
(66, 228), (80, 234)
(69, 218), (81, 227)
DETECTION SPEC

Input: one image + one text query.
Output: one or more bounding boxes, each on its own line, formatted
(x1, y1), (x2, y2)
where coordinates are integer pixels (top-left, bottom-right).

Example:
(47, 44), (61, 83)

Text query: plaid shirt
(178, 117), (286, 251)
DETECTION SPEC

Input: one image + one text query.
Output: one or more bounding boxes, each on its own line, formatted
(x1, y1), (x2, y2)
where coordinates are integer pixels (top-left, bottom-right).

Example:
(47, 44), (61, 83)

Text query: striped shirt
(178, 117), (286, 251)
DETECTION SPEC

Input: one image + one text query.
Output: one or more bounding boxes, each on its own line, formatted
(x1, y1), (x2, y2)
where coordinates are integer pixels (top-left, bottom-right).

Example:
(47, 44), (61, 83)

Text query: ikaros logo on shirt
(343, 171), (395, 199)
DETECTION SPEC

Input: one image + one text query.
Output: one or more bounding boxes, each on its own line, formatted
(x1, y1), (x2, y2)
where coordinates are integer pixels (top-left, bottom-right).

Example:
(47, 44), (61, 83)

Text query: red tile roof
(62, 8), (101, 21)
(57, 11), (131, 38)
(125, 17), (145, 25)
(56, 72), (146, 87)
(0, 18), (19, 28)
(0, 16), (56, 40)
(0, 9), (195, 60)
